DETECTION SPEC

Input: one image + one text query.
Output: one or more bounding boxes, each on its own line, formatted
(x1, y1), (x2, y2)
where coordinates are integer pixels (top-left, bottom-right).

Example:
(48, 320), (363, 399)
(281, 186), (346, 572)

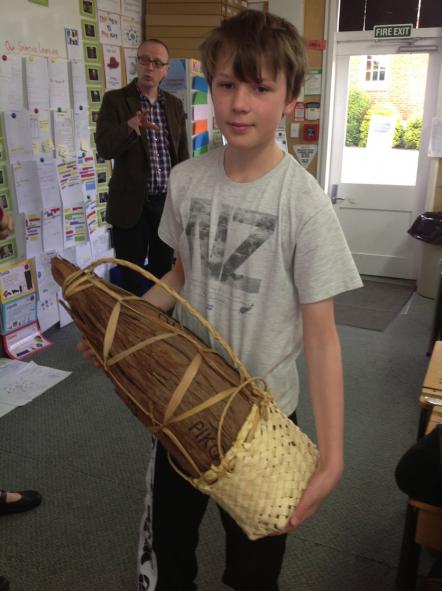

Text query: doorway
(326, 38), (442, 279)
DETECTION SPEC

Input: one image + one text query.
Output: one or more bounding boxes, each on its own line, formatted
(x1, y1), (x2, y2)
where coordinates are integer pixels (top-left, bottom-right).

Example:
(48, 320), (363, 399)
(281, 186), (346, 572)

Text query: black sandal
(0, 489), (42, 515)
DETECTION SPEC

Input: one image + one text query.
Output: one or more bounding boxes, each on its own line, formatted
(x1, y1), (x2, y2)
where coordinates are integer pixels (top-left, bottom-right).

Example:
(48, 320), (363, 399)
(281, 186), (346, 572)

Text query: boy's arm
(141, 253), (185, 310)
(280, 297), (344, 534)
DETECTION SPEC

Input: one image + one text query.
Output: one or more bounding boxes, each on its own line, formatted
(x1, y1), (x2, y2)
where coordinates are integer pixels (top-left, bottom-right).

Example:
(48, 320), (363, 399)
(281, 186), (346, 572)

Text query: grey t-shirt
(159, 147), (362, 415)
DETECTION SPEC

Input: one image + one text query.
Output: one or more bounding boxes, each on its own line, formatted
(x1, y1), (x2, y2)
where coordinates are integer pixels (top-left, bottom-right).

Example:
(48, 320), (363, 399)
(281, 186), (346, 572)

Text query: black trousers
(111, 193), (173, 296)
(151, 412), (297, 591)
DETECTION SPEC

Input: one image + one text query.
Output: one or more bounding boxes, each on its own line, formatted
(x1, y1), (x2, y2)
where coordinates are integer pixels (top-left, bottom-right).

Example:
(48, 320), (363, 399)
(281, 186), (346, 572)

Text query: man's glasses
(137, 56), (168, 69)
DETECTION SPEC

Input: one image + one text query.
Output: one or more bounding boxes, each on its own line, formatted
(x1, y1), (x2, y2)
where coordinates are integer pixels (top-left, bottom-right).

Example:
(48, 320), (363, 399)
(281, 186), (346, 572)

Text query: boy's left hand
(272, 463), (343, 535)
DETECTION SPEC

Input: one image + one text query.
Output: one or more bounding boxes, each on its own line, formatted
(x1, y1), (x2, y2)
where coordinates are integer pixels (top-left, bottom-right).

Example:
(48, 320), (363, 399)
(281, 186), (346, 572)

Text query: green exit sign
(374, 24), (413, 39)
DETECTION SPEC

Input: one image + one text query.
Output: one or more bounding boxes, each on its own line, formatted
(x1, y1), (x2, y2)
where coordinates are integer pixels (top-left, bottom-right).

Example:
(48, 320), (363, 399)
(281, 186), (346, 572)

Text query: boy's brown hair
(200, 9), (306, 102)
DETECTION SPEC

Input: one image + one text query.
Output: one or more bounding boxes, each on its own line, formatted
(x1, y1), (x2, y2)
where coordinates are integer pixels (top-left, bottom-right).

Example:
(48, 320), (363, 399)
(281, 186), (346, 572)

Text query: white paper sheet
(35, 252), (60, 332)
(38, 158), (62, 209)
(25, 56), (50, 111)
(53, 110), (76, 160)
(42, 208), (63, 252)
(24, 212), (43, 258)
(98, 11), (122, 46)
(123, 47), (137, 83)
(31, 109), (54, 156)
(121, 16), (141, 48)
(0, 360), (70, 411)
(103, 44), (122, 89)
(70, 60), (89, 113)
(48, 58), (71, 111)
(121, 0), (142, 18)
(0, 54), (24, 111)
(74, 110), (90, 153)
(12, 160), (43, 214)
(3, 110), (34, 163)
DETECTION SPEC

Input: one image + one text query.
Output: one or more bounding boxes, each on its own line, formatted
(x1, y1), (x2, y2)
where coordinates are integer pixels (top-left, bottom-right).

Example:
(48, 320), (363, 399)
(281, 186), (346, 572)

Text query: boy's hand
(77, 338), (102, 369)
(273, 462), (343, 535)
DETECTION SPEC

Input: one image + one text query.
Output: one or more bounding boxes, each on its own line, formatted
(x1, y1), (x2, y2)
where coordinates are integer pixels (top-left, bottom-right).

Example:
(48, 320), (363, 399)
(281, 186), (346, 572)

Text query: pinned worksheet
(0, 54), (25, 111)
(52, 109), (76, 160)
(3, 110), (33, 163)
(69, 60), (88, 113)
(37, 158), (62, 210)
(31, 109), (54, 157)
(11, 160), (43, 214)
(48, 58), (71, 111)
(25, 56), (50, 112)
(24, 213), (43, 257)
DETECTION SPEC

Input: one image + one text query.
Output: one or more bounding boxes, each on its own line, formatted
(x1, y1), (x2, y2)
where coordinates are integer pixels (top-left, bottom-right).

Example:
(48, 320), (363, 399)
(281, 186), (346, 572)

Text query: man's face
(136, 41), (169, 93)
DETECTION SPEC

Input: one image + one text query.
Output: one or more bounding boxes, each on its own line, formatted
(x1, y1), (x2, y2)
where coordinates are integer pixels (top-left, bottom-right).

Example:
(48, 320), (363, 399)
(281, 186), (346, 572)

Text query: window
(361, 55), (388, 89)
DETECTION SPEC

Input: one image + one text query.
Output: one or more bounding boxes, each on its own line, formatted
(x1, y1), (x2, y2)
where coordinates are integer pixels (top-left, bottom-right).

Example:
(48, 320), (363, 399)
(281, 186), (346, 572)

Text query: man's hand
(272, 461), (343, 536)
(127, 109), (160, 136)
(0, 209), (14, 240)
(77, 338), (102, 369)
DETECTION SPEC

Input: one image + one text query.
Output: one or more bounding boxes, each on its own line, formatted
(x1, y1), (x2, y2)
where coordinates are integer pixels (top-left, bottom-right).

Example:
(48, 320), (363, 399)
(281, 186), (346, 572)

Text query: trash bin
(408, 212), (442, 299)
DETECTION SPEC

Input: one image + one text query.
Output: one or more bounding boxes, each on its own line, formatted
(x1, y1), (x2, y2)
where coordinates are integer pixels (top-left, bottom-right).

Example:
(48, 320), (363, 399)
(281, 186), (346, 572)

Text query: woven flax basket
(51, 256), (319, 540)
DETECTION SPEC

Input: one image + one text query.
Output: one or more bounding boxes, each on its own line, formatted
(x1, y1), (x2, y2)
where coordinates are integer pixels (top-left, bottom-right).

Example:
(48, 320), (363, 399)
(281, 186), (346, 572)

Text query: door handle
(330, 184), (345, 205)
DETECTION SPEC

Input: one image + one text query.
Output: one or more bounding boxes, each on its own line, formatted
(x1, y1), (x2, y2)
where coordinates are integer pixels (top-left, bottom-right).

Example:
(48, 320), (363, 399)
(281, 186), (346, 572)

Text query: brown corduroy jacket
(95, 78), (189, 229)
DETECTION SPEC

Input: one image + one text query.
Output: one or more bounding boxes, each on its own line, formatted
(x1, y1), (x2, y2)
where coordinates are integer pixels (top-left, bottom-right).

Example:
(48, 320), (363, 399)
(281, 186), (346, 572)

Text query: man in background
(96, 39), (189, 295)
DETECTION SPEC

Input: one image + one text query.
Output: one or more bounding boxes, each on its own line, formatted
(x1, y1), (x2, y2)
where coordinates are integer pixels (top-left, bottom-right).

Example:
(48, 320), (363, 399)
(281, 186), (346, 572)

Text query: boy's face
(211, 52), (296, 153)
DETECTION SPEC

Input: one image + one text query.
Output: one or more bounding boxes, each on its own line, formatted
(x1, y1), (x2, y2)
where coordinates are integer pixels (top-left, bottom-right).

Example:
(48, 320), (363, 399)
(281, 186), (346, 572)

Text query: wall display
(303, 122), (319, 141)
(3, 110), (34, 163)
(83, 42), (101, 64)
(88, 87), (102, 105)
(82, 19), (98, 42)
(97, 0), (119, 11)
(98, 11), (121, 46)
(52, 109), (76, 160)
(121, 0), (141, 19)
(0, 164), (8, 189)
(31, 110), (54, 156)
(48, 58), (71, 110)
(85, 63), (103, 85)
(304, 69), (322, 96)
(25, 56), (50, 111)
(70, 59), (89, 113)
(305, 102), (320, 121)
(88, 109), (99, 126)
(294, 102), (305, 121)
(0, 237), (17, 263)
(3, 321), (52, 359)
(0, 191), (11, 211)
(102, 44), (122, 89)
(80, 0), (96, 19)
(0, 140), (4, 161)
(12, 160), (43, 213)
(0, 54), (25, 111)
(65, 27), (82, 61)
(121, 16), (141, 48)
(24, 212), (43, 258)
(293, 144), (318, 169)
(123, 47), (137, 84)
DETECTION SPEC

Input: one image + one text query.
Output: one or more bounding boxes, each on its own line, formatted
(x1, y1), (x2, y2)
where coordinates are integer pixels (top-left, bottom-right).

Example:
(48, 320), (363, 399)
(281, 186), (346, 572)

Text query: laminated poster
(1, 292), (37, 335)
(3, 322), (52, 360)
(0, 258), (36, 304)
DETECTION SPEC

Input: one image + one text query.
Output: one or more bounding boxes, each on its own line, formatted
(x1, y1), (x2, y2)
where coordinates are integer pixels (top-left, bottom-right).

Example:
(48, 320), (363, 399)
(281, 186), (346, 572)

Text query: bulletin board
(0, 0), (82, 59)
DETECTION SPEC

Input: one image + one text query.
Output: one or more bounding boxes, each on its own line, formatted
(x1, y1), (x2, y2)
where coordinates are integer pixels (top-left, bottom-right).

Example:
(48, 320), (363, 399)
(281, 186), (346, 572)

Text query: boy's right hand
(77, 338), (102, 369)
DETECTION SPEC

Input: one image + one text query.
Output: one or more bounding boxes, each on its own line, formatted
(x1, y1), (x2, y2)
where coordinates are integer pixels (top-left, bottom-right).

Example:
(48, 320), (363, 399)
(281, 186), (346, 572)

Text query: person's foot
(0, 490), (42, 515)
(0, 575), (10, 590)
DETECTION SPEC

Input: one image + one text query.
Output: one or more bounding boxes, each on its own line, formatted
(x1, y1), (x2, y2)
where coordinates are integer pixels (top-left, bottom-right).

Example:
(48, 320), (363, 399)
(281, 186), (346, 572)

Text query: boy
(134, 9), (362, 591)
(80, 8), (362, 591)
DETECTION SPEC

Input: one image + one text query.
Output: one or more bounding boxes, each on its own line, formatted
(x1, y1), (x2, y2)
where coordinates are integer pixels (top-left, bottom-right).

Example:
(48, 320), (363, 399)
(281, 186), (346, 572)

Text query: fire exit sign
(373, 24), (413, 39)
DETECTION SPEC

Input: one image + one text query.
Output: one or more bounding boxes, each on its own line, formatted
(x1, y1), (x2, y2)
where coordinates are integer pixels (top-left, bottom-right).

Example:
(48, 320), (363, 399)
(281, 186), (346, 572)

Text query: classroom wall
(0, 0), (82, 60)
